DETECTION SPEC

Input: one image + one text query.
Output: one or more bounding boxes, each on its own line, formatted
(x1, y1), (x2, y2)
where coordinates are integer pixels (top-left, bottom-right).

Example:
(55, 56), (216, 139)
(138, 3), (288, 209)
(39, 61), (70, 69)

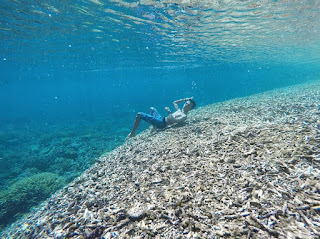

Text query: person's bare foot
(126, 132), (135, 139)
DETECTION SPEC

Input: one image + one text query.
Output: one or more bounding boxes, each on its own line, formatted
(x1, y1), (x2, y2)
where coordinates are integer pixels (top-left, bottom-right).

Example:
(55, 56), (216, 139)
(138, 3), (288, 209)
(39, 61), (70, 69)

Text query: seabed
(2, 80), (320, 238)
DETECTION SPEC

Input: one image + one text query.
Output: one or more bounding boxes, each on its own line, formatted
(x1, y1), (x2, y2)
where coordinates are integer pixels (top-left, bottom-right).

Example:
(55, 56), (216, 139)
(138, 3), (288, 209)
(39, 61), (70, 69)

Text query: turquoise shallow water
(0, 0), (320, 229)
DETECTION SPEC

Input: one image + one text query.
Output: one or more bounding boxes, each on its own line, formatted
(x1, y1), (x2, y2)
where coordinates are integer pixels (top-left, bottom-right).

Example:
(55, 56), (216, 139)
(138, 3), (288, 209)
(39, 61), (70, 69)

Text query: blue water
(0, 0), (320, 229)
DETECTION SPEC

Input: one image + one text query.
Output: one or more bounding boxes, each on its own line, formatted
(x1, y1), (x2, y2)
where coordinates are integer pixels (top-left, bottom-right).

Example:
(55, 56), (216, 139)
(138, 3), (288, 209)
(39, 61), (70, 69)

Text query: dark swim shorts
(139, 107), (167, 129)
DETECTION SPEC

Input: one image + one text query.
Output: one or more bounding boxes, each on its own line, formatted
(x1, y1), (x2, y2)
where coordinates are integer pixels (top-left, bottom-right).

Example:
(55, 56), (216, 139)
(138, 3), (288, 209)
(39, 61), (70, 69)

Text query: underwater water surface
(1, 0), (320, 230)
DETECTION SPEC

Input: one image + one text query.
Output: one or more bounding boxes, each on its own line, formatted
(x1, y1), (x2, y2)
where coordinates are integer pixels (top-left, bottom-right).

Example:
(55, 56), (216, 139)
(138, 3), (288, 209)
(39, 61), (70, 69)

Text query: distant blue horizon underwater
(0, 0), (320, 230)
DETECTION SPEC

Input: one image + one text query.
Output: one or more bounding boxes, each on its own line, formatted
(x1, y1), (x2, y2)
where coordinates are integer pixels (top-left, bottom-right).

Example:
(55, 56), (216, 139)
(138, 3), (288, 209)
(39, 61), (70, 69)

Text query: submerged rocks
(127, 207), (146, 221)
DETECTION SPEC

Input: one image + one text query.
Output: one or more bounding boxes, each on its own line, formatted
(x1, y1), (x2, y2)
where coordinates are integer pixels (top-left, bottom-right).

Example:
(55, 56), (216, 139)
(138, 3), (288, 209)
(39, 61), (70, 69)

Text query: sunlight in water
(0, 0), (320, 66)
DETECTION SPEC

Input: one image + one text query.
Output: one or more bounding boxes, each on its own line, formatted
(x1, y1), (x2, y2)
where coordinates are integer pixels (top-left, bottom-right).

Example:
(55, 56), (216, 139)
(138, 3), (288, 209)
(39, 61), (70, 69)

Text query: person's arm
(173, 97), (193, 111)
(164, 107), (172, 115)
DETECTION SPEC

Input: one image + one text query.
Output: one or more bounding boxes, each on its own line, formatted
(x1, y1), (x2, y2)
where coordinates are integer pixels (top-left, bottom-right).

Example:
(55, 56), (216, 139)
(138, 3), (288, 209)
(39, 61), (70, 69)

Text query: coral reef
(0, 173), (65, 227)
(0, 120), (126, 229)
(2, 81), (320, 238)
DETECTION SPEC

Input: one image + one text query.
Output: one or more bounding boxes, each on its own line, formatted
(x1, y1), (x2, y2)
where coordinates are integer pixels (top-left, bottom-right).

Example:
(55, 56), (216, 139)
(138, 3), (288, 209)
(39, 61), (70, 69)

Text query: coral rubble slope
(2, 81), (320, 238)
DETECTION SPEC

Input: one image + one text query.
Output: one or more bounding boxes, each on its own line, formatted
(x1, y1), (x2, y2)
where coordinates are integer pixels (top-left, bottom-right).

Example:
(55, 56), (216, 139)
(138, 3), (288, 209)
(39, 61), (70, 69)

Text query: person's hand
(164, 107), (171, 112)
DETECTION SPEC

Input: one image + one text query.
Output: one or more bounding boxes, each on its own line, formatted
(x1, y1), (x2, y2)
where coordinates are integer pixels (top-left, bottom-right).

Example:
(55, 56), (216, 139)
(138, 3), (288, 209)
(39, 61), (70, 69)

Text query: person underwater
(127, 97), (196, 138)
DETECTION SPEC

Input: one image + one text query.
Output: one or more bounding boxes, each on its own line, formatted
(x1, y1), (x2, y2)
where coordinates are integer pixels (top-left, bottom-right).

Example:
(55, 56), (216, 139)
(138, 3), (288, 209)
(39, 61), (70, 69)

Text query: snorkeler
(127, 97), (196, 138)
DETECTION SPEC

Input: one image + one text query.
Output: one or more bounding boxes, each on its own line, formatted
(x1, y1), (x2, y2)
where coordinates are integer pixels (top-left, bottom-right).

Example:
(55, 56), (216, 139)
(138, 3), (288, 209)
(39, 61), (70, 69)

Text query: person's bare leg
(128, 113), (141, 138)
